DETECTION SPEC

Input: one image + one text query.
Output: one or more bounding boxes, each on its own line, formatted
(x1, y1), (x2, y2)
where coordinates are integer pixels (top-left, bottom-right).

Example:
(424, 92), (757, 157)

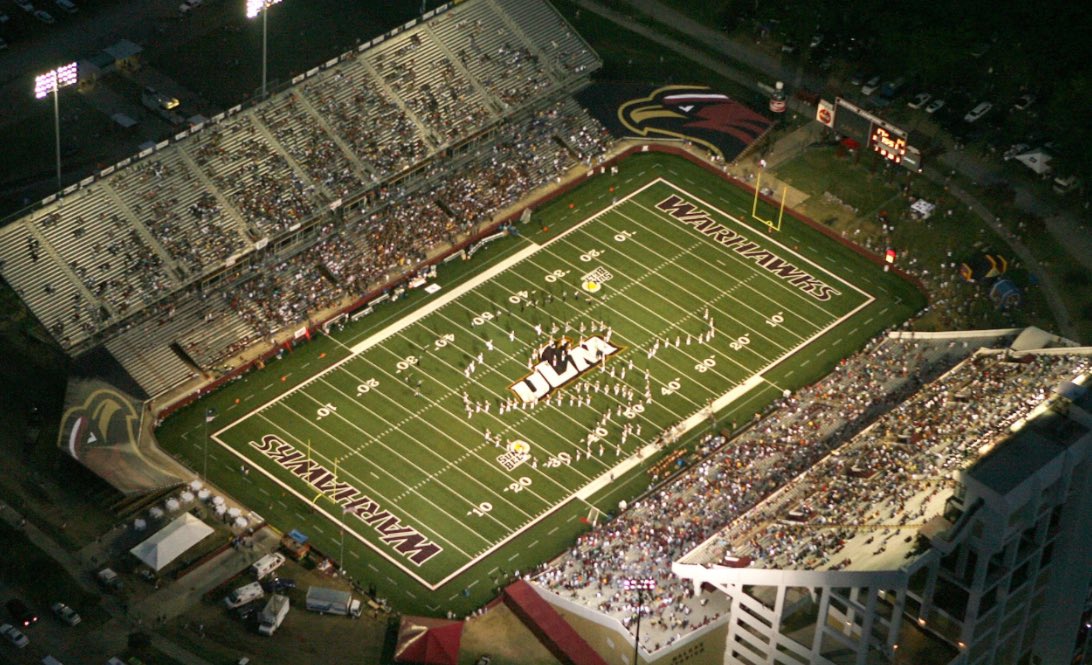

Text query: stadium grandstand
(532, 328), (1092, 665)
(0, 0), (605, 398)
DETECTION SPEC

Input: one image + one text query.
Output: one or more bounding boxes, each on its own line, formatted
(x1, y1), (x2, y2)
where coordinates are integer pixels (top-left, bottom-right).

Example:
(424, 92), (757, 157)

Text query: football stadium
(3, 1), (1092, 664)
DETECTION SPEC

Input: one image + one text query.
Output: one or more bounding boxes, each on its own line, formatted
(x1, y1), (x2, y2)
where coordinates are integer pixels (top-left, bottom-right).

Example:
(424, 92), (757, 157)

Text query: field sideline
(157, 152), (924, 614)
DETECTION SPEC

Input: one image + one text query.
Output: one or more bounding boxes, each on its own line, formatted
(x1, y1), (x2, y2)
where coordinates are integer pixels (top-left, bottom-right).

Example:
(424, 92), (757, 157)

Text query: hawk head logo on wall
(618, 84), (773, 160)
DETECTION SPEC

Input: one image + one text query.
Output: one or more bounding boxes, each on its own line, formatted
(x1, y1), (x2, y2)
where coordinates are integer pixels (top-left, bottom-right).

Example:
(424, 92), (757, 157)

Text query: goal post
(751, 171), (787, 232)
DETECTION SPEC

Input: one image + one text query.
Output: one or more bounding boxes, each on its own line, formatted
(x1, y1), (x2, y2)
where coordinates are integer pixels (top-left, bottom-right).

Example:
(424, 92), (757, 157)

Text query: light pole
(621, 578), (655, 665)
(34, 62), (78, 193)
(204, 407), (216, 478)
(246, 0), (284, 99)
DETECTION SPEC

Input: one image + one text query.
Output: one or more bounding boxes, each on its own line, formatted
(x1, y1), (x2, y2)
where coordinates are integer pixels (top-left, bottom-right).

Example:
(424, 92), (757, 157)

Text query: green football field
(156, 152), (923, 614)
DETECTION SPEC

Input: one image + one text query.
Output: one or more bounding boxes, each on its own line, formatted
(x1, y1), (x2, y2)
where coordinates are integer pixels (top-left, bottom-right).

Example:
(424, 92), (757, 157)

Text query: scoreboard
(815, 97), (921, 171)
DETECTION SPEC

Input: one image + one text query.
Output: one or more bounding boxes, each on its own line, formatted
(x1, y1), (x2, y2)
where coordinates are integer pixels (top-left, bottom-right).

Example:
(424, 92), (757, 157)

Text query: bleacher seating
(369, 29), (493, 145)
(254, 92), (369, 199)
(301, 59), (430, 177)
(0, 0), (603, 398)
(108, 151), (248, 275)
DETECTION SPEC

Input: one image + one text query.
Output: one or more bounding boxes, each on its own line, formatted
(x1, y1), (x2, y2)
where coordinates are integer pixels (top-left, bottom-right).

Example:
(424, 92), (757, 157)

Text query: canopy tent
(129, 513), (214, 572)
(394, 616), (463, 665)
(1013, 149), (1053, 176)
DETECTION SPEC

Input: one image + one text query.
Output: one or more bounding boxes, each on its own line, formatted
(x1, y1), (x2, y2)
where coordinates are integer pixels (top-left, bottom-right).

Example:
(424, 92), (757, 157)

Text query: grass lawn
(155, 152), (922, 616)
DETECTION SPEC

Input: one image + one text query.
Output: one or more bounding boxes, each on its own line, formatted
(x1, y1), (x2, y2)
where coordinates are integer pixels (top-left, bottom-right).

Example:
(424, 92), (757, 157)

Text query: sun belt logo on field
(582, 267), (612, 293)
(510, 335), (621, 403)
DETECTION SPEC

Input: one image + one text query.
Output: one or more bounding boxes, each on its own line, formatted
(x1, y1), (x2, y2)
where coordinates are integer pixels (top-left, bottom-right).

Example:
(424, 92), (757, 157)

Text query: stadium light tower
(34, 62), (78, 193)
(621, 578), (655, 665)
(246, 0), (283, 99)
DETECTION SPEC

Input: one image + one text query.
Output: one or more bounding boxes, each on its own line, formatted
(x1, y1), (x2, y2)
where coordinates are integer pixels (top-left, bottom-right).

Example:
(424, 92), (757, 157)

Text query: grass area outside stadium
(154, 150), (924, 616)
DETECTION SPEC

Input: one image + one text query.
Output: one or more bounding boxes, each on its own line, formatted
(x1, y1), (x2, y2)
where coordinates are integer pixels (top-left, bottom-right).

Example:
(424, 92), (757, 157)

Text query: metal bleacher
(492, 0), (600, 79)
(183, 115), (322, 238)
(0, 221), (98, 348)
(0, 0), (602, 399)
(429, 0), (552, 111)
(254, 92), (369, 200)
(368, 29), (494, 146)
(107, 152), (249, 277)
(32, 187), (176, 320)
(301, 58), (431, 177)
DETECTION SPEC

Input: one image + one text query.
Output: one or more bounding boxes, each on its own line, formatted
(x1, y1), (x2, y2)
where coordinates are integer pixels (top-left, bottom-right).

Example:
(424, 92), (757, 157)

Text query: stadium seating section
(0, 0), (607, 398)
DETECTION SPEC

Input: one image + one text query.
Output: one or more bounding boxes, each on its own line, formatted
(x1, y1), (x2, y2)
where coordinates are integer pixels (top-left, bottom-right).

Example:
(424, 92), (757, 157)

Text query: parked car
(0, 624), (29, 649)
(6, 599), (38, 628)
(907, 92), (932, 109)
(14, 0), (34, 12)
(0, 38), (7, 51)
(50, 603), (81, 626)
(54, 0), (77, 12)
(1013, 94), (1035, 111)
(861, 76), (881, 96)
(179, 0), (202, 12)
(924, 98), (945, 114)
(33, 9), (55, 23)
(0, 11), (10, 22)
(964, 101), (993, 123)
(809, 34), (823, 49)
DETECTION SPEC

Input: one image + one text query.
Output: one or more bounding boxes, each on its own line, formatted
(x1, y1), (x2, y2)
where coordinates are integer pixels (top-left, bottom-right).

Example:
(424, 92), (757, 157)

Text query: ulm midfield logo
(510, 335), (621, 403)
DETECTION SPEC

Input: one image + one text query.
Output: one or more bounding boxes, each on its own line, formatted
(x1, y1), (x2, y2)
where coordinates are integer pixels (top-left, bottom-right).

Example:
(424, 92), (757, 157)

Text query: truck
(251, 552), (286, 579)
(304, 586), (362, 618)
(96, 568), (123, 591)
(257, 595), (289, 636)
(141, 86), (185, 126)
(224, 581), (265, 609)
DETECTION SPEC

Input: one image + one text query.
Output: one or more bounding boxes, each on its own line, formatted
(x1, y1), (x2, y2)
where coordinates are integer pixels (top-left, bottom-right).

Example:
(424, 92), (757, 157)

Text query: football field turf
(158, 153), (923, 612)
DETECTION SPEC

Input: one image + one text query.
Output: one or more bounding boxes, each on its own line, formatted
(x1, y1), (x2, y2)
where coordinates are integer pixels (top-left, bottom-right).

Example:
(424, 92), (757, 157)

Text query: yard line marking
(261, 407), (488, 553)
(629, 183), (872, 309)
(560, 223), (811, 349)
(525, 251), (763, 389)
(508, 554), (519, 562)
(620, 201), (844, 323)
(349, 551), (359, 559)
(258, 487), (270, 496)
(528, 540), (539, 549)
(318, 358), (549, 518)
(495, 271), (705, 418)
(547, 526), (559, 535)
(590, 214), (815, 343)
(212, 178), (663, 441)
(367, 563), (378, 572)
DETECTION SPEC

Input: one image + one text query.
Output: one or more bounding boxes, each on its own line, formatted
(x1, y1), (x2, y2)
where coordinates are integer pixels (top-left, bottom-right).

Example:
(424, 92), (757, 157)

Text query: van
(963, 102), (992, 123)
(1053, 175), (1080, 195)
(224, 581), (265, 609)
(42, 656), (65, 665)
(53, 0), (77, 13)
(250, 552), (285, 579)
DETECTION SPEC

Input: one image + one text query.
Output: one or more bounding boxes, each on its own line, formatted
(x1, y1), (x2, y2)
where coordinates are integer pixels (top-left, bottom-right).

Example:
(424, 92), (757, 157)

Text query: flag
(205, 408), (217, 423)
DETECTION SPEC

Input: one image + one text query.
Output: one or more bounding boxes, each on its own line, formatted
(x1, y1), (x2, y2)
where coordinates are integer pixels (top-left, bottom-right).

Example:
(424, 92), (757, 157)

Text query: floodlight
(246, 0), (285, 98)
(35, 62), (77, 99)
(246, 0), (281, 19)
(34, 62), (78, 192)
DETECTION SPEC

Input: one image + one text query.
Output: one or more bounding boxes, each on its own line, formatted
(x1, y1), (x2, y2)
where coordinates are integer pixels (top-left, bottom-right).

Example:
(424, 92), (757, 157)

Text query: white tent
(129, 513), (214, 572)
(1013, 150), (1053, 176)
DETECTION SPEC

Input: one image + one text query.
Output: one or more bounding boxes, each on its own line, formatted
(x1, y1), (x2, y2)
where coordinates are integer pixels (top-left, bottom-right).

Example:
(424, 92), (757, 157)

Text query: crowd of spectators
(702, 351), (1089, 574)
(112, 158), (244, 272)
(303, 64), (429, 177)
(534, 334), (1014, 652)
(216, 100), (609, 337)
(257, 93), (367, 200)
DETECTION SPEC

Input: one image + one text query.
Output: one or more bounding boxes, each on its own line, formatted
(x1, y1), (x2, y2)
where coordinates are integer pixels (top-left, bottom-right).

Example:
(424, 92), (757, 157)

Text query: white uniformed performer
(486, 339), (494, 351)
